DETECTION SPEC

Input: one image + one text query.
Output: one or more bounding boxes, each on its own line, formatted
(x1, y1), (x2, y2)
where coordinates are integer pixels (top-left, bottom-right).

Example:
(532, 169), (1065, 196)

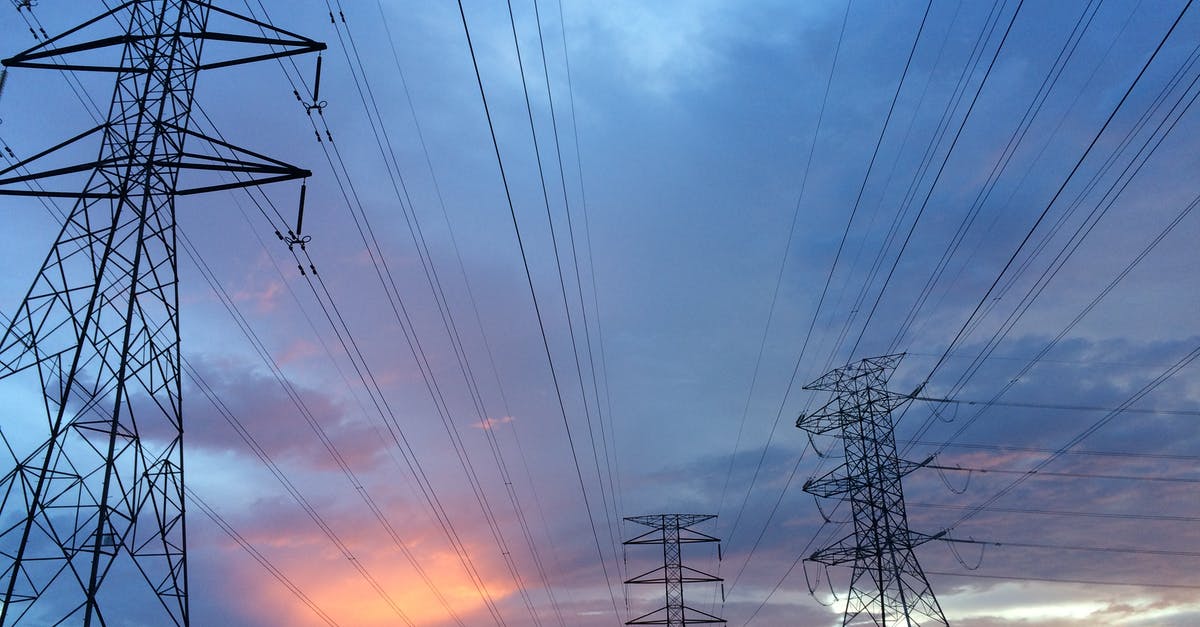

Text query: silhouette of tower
(0, 2), (322, 624)
(795, 354), (947, 626)
(623, 513), (725, 626)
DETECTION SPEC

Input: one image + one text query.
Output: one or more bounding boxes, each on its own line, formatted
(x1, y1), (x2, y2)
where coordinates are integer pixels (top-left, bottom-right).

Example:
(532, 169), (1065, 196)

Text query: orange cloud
(237, 534), (516, 627)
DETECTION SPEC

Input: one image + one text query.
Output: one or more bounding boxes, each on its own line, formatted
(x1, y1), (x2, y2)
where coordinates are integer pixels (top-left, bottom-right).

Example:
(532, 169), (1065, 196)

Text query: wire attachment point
(283, 181), (312, 251)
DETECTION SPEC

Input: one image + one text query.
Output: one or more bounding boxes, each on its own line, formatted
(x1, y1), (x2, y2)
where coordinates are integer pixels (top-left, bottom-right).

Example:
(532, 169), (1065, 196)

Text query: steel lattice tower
(0, 2), (322, 624)
(795, 354), (947, 626)
(623, 514), (725, 626)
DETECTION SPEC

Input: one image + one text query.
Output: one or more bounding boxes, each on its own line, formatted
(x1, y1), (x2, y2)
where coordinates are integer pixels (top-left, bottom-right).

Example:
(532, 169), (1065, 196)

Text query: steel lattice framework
(796, 354), (947, 626)
(0, 2), (322, 624)
(623, 514), (725, 626)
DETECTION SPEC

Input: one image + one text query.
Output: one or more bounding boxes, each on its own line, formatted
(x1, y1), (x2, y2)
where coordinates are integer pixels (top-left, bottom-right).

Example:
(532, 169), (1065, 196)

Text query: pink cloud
(473, 415), (515, 430)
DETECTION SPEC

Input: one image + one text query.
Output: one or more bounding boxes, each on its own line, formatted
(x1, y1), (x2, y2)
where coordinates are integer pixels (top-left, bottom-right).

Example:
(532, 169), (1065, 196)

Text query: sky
(1, 0), (1199, 625)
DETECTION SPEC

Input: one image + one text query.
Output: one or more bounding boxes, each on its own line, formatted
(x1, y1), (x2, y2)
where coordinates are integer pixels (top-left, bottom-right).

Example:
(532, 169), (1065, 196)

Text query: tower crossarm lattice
(623, 514), (726, 626)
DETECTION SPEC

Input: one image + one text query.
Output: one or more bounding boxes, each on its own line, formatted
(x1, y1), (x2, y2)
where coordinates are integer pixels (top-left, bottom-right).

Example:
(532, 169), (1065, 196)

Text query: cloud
(182, 353), (394, 474)
(565, 0), (839, 98)
(473, 415), (515, 430)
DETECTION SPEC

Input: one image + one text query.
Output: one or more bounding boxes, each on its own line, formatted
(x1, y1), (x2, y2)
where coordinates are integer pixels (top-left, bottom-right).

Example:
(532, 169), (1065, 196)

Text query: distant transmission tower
(0, 2), (322, 624)
(795, 354), (947, 626)
(623, 514), (725, 626)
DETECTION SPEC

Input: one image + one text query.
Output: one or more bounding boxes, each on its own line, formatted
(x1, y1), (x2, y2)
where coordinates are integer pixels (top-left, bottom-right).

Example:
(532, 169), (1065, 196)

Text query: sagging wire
(802, 561), (839, 608)
(808, 432), (840, 459)
(813, 496), (848, 525)
(935, 461), (972, 494)
(936, 400), (959, 423)
(945, 537), (986, 571)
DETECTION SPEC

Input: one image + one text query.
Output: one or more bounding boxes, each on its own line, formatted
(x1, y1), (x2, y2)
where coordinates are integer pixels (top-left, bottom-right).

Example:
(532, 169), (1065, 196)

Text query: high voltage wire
(746, 472), (1200, 626)
(925, 571), (1200, 591)
(913, 0), (1195, 393)
(549, 0), (628, 608)
(722, 0), (937, 560)
(912, 395), (1200, 418)
(787, 3), (1200, 590)
(219, 196), (475, 626)
(526, 0), (628, 593)
(729, 3), (1200, 614)
(901, 67), (1200, 456)
(905, 439), (1200, 462)
(812, 0), (1018, 407)
(829, 0), (1015, 365)
(710, 0), (854, 602)
(844, 0), (1027, 359)
(911, 502), (1200, 523)
(316, 3), (606, 621)
(552, 0), (626, 537)
(181, 231), (463, 626)
(941, 536), (1200, 559)
(883, 0), (1113, 350)
(182, 89), (491, 624)
(934, 339), (1200, 533)
(455, 0), (623, 619)
(927, 464), (1200, 485)
(296, 244), (520, 627)
(236, 1), (592, 622)
(502, 0), (626, 605)
(185, 487), (342, 627)
(727, 0), (1010, 607)
(366, 7), (575, 622)
(317, 6), (541, 620)
(885, 0), (1109, 354)
(184, 358), (415, 625)
(714, 0), (851, 566)
(840, 0), (1128, 401)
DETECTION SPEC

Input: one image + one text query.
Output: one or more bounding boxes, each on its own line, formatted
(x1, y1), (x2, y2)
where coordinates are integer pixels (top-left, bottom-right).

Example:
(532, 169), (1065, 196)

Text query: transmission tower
(795, 354), (947, 626)
(0, 2), (322, 624)
(623, 513), (725, 626)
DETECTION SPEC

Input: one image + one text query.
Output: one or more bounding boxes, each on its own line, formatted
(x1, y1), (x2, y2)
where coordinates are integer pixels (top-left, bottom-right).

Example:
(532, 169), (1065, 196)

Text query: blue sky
(1, 0), (1199, 625)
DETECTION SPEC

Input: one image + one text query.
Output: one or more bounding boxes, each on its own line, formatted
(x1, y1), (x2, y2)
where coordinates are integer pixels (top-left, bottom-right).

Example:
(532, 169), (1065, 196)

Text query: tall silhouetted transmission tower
(623, 513), (725, 626)
(795, 354), (947, 626)
(0, 2), (322, 624)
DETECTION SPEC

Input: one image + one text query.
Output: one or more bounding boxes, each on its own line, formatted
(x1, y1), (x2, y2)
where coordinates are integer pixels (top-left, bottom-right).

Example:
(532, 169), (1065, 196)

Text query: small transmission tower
(0, 2), (322, 624)
(795, 354), (947, 626)
(623, 514), (725, 626)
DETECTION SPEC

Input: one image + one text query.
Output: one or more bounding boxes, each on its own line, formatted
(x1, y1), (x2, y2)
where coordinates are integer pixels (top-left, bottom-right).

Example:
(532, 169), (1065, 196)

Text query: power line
(912, 395), (1200, 417)
(916, 0), (1195, 389)
(903, 439), (1200, 463)
(455, 0), (622, 618)
(927, 463), (1200, 485)
(845, 0), (1027, 358)
(526, 0), (627, 592)
(734, 1), (1027, 608)
(912, 502), (1200, 523)
(185, 487), (341, 627)
(715, 0), (851, 552)
(320, 4), (545, 619)
(723, 0), (937, 558)
(926, 570), (1200, 591)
